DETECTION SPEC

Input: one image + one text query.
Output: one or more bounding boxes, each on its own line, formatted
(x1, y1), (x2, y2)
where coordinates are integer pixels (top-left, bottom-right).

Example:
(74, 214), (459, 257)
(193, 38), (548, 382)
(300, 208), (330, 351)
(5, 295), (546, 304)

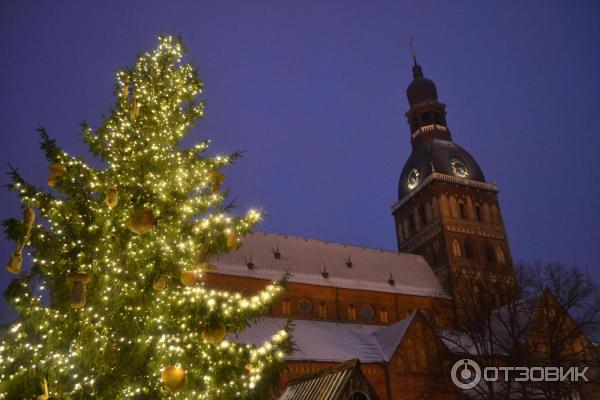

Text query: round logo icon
(450, 359), (481, 389)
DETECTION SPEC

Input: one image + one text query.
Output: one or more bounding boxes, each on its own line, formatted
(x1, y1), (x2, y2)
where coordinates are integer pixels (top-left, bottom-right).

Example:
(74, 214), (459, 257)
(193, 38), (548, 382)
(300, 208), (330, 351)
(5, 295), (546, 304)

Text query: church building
(205, 57), (542, 399)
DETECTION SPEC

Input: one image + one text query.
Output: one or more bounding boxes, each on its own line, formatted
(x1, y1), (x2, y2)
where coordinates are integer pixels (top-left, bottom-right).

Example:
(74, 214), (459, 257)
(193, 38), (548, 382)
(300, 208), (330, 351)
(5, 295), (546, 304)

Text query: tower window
(459, 202), (466, 219)
(434, 112), (442, 124)
(419, 205), (427, 228)
(421, 111), (431, 124)
(464, 241), (474, 259)
(409, 213), (416, 235)
(496, 247), (506, 264)
(318, 301), (327, 318)
(452, 239), (462, 257)
(348, 304), (357, 321)
(475, 205), (482, 222)
(485, 246), (495, 264)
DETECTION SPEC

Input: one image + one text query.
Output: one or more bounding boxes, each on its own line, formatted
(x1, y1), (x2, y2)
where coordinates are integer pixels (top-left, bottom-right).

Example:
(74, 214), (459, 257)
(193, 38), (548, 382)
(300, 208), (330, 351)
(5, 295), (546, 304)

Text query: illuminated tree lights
(0, 36), (290, 399)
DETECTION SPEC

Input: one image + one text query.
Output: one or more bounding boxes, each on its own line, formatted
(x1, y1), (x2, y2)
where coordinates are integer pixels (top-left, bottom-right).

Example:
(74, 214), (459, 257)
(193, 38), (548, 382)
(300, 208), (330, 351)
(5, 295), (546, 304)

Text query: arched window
(348, 304), (357, 321)
(439, 195), (449, 216)
(379, 308), (389, 323)
(475, 205), (482, 222)
(458, 202), (466, 219)
(397, 222), (404, 242)
(348, 392), (368, 400)
(496, 246), (506, 264)
(433, 112), (442, 124)
(418, 205), (427, 228)
(485, 246), (495, 264)
(464, 241), (474, 259)
(281, 300), (291, 316)
(318, 301), (327, 318)
(409, 213), (417, 234)
(452, 239), (462, 257)
(421, 111), (431, 124)
(449, 196), (459, 218)
(403, 219), (410, 239)
(425, 202), (433, 222)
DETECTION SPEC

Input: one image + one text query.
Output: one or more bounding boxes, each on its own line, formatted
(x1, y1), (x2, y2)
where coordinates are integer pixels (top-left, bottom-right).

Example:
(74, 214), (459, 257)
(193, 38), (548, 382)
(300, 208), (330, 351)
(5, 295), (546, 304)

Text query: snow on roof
(213, 232), (449, 298)
(230, 316), (416, 363)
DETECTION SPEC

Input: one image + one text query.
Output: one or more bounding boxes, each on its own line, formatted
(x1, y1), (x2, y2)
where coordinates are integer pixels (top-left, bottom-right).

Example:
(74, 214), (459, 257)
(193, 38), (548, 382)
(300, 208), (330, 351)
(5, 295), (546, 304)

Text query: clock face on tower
(450, 158), (469, 178)
(407, 168), (420, 190)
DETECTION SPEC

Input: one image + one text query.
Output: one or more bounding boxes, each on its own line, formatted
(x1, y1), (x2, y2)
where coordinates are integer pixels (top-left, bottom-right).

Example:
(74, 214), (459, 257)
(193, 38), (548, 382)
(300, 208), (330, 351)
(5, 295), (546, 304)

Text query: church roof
(230, 313), (418, 363)
(278, 359), (380, 400)
(213, 232), (449, 298)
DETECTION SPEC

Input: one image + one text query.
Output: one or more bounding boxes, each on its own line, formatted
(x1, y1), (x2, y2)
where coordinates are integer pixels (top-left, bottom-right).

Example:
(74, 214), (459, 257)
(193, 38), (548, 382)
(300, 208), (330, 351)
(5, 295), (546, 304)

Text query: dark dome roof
(398, 139), (486, 199)
(406, 64), (438, 106)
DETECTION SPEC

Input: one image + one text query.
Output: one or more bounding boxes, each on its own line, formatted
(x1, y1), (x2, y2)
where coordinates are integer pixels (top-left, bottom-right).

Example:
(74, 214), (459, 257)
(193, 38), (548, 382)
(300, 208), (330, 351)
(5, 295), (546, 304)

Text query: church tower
(391, 56), (515, 299)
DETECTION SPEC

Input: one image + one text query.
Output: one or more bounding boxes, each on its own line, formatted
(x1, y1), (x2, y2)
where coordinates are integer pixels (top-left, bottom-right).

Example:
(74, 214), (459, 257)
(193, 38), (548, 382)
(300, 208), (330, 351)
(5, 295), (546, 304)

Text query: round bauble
(104, 187), (119, 208)
(161, 365), (186, 392)
(209, 171), (225, 192)
(47, 175), (59, 188)
(49, 163), (67, 177)
(180, 271), (196, 287)
(202, 322), (226, 345)
(127, 209), (155, 235)
(152, 274), (167, 291)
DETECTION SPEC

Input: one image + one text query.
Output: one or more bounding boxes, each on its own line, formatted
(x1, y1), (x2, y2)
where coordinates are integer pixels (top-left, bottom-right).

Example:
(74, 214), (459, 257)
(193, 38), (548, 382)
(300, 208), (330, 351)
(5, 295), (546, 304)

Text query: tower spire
(409, 37), (423, 78)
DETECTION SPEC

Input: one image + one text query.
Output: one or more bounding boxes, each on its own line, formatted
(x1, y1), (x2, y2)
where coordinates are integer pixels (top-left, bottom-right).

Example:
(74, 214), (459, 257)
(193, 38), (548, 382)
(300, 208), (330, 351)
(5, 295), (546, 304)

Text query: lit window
(318, 302), (327, 318)
(379, 308), (389, 323)
(452, 239), (462, 257)
(348, 304), (357, 321)
(496, 247), (506, 264)
(281, 300), (291, 316)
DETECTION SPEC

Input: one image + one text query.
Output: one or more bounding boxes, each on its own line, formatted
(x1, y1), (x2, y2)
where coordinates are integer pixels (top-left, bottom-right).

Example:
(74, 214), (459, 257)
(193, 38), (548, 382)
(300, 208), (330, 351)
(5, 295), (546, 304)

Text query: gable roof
(231, 313), (420, 363)
(213, 232), (449, 298)
(278, 359), (379, 400)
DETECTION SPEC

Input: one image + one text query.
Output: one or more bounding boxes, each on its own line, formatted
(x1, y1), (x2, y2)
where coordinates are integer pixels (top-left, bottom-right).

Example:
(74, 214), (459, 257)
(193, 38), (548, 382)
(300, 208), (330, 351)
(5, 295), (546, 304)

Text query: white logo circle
(451, 359), (481, 390)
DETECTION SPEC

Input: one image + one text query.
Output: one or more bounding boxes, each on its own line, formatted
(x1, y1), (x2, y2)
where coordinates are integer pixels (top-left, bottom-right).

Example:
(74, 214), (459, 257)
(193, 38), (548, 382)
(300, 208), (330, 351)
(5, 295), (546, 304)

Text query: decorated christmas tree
(0, 36), (290, 399)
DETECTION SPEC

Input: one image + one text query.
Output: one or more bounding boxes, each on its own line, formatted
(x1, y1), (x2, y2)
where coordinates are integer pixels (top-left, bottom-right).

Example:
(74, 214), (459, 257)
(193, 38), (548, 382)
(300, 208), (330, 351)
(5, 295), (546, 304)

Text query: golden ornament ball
(161, 365), (186, 392)
(152, 274), (167, 291)
(104, 187), (119, 208)
(202, 322), (226, 345)
(127, 209), (155, 235)
(226, 233), (239, 250)
(209, 171), (225, 192)
(48, 163), (67, 177)
(47, 175), (59, 188)
(180, 271), (197, 287)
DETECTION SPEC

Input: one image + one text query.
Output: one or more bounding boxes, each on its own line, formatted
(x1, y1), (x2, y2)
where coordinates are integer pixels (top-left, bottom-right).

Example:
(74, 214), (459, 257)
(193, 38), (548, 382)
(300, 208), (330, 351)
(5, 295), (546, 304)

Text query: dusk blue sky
(1, 1), (599, 321)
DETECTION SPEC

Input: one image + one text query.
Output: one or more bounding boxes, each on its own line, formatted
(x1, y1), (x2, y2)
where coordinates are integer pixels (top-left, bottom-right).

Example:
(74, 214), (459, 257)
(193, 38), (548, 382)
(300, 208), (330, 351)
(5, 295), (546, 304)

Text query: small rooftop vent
(321, 266), (329, 279)
(245, 257), (254, 270)
(273, 246), (281, 259)
(345, 256), (353, 268)
(388, 272), (395, 286)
